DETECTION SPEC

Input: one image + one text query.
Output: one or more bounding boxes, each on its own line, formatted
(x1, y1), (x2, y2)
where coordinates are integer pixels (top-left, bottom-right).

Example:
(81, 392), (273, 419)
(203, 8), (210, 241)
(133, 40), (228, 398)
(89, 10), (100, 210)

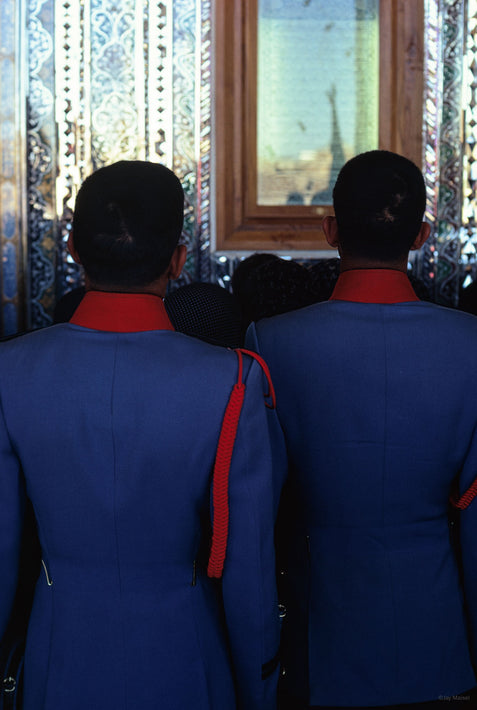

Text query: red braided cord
(207, 353), (246, 578)
(235, 348), (276, 409)
(207, 349), (275, 578)
(451, 476), (477, 510)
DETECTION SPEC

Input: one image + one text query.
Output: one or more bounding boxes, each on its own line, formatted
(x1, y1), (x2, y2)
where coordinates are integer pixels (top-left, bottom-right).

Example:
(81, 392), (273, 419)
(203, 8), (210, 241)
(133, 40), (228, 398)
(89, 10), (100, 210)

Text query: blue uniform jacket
(247, 271), (477, 706)
(0, 292), (283, 710)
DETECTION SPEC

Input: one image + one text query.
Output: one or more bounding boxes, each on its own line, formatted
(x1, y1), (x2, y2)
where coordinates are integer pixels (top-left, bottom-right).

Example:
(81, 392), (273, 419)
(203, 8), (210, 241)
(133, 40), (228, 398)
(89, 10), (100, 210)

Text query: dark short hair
(165, 282), (243, 348)
(233, 255), (316, 332)
(72, 161), (184, 287)
(332, 150), (426, 261)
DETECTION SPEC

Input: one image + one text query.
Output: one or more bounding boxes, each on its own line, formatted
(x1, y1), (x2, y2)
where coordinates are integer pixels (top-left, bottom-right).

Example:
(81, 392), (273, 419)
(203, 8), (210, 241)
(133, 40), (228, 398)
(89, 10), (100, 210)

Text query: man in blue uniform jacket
(246, 151), (477, 709)
(0, 161), (282, 709)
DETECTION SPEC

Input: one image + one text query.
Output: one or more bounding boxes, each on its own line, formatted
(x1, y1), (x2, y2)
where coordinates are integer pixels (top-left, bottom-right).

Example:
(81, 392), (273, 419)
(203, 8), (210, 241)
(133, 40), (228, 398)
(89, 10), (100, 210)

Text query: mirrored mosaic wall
(0, 0), (211, 334)
(0, 0), (476, 335)
(417, 0), (466, 306)
(414, 0), (477, 306)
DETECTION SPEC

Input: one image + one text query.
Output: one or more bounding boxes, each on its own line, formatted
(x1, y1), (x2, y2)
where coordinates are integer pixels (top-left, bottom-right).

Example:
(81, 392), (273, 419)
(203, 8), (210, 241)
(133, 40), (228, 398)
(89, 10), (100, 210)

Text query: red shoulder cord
(450, 477), (477, 510)
(207, 348), (276, 578)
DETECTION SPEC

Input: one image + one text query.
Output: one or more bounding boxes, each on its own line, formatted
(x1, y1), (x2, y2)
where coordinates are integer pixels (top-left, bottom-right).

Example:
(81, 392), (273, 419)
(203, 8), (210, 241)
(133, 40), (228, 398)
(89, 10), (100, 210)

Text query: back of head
(332, 150), (426, 262)
(234, 257), (316, 331)
(231, 253), (281, 328)
(72, 161), (184, 288)
(231, 253), (281, 298)
(308, 258), (340, 301)
(164, 282), (243, 348)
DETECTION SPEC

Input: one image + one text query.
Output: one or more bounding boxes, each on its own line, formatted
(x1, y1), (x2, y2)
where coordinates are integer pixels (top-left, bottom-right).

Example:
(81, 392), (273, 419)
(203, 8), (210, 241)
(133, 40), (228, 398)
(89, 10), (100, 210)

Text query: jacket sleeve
(457, 423), (477, 670)
(220, 356), (284, 710)
(0, 394), (25, 641)
(244, 323), (288, 517)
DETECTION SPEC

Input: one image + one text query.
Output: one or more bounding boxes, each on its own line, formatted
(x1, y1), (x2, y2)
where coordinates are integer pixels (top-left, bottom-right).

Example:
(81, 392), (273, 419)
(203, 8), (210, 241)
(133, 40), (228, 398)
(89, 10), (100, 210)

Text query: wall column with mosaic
(418, 0), (477, 307)
(0, 0), (27, 335)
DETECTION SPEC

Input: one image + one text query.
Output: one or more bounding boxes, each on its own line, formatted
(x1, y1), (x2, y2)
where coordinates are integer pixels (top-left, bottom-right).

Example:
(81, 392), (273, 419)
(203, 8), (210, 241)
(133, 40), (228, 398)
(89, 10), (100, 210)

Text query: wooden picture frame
(214, 0), (424, 251)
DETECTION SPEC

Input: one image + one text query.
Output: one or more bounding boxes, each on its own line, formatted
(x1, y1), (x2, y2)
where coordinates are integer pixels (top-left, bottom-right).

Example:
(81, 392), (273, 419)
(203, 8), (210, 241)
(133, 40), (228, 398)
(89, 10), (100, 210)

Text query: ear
(322, 215), (340, 249)
(67, 232), (82, 265)
(410, 222), (431, 251)
(167, 244), (187, 281)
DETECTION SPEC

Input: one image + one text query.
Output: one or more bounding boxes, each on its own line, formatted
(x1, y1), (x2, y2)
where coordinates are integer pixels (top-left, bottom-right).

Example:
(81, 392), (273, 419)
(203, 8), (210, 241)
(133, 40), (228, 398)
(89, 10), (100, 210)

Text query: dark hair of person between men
(332, 150), (426, 262)
(164, 282), (243, 349)
(72, 161), (184, 288)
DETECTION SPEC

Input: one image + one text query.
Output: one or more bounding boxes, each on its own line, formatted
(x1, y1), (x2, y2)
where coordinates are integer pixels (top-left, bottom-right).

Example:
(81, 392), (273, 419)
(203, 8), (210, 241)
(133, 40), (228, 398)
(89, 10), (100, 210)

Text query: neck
(84, 275), (168, 298)
(338, 255), (408, 274)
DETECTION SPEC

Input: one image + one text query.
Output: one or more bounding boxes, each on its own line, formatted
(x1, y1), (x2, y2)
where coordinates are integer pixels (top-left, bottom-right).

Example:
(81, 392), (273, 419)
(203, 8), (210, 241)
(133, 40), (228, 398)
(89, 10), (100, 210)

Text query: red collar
(69, 291), (175, 332)
(330, 269), (419, 304)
